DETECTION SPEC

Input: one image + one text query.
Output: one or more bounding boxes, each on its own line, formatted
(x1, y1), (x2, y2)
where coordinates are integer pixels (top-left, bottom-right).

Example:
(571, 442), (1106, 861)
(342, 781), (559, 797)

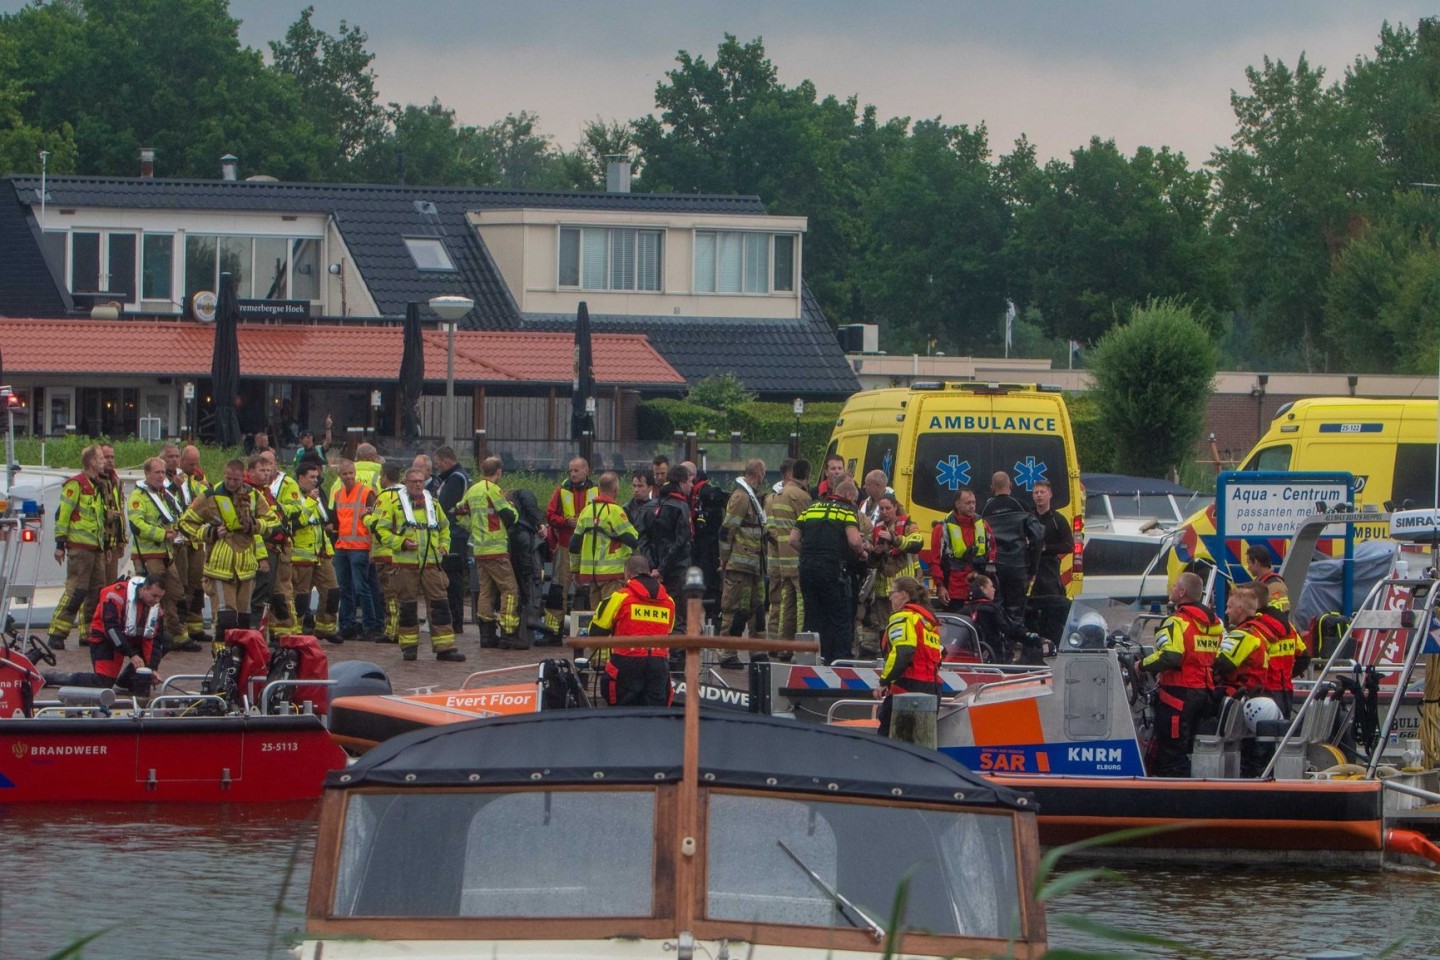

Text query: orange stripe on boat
(970, 696), (1045, 746)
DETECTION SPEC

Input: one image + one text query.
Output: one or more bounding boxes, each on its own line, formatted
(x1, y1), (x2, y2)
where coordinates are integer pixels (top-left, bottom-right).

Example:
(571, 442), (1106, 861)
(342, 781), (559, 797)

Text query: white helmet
(1243, 696), (1283, 732)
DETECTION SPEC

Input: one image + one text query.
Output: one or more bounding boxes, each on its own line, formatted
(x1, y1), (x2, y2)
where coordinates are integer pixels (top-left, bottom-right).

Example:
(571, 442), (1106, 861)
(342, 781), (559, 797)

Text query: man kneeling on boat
(44, 575), (167, 695)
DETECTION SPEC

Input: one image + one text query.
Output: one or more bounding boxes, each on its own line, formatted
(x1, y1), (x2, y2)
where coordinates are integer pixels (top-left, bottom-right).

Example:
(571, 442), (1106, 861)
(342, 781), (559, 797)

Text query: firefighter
(291, 461), (342, 642)
(97, 443), (126, 584)
(177, 458), (276, 633)
(169, 444), (211, 643)
(462, 456), (521, 648)
(125, 456), (193, 650)
(873, 575), (943, 738)
(1140, 572), (1223, 777)
(929, 488), (995, 613)
(47, 445), (109, 651)
(248, 451), (301, 637)
(570, 471), (640, 611)
(372, 468), (463, 662)
(764, 457), (811, 658)
(589, 553), (676, 707)
(861, 493), (925, 653)
(717, 459), (767, 667)
(368, 462), (406, 644)
(545, 457), (595, 637)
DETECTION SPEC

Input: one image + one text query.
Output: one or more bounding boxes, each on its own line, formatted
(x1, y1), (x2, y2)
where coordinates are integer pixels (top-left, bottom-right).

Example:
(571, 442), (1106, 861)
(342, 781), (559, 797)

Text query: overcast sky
(13, 1), (1438, 165)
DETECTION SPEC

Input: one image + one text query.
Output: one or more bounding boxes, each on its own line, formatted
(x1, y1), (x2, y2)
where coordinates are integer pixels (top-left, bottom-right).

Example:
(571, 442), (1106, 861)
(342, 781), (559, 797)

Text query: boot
(47, 634), (66, 651)
(436, 647), (467, 662)
(498, 631), (530, 650)
(478, 619), (499, 649)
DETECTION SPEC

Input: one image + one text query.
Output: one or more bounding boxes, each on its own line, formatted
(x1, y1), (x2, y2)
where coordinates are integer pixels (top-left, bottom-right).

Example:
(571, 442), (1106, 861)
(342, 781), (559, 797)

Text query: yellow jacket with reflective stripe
(54, 473), (106, 550)
(571, 497), (637, 582)
(368, 486), (404, 562)
(372, 492), (450, 568)
(463, 478), (517, 558)
(179, 484), (275, 583)
(764, 481), (811, 576)
(290, 492), (334, 564)
(127, 482), (182, 560)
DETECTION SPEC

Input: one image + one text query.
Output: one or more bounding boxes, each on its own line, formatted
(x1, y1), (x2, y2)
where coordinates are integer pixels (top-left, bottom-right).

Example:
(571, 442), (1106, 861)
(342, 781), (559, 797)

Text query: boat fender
(1385, 828), (1440, 868)
(1374, 764), (1402, 779)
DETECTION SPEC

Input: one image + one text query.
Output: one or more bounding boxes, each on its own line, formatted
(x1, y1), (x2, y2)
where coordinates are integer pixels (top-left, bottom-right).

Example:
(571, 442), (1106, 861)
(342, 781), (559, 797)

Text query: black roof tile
(0, 175), (857, 397)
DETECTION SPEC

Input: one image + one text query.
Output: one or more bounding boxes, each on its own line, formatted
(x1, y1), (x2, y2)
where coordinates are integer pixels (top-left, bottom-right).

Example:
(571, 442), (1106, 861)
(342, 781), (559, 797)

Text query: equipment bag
(277, 634), (331, 714)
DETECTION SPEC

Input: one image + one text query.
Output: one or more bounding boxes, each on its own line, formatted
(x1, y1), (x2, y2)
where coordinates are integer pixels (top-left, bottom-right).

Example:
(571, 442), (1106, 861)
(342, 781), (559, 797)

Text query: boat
(1079, 472), (1210, 603)
(298, 585), (1049, 959)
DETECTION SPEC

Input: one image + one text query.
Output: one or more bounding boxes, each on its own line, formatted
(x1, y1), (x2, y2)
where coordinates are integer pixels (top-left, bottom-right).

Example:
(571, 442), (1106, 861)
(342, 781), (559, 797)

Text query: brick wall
(1200, 393), (1303, 467)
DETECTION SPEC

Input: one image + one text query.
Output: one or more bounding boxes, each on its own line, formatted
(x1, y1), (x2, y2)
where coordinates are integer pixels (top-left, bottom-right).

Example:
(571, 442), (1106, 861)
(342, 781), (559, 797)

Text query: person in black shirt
(980, 471), (1043, 630)
(790, 478), (865, 664)
(1026, 480), (1072, 651)
(432, 446), (471, 633)
(642, 463), (694, 630)
(625, 469), (655, 539)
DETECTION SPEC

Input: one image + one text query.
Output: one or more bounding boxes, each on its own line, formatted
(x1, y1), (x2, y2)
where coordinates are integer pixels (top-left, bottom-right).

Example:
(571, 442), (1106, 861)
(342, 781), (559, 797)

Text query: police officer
(570, 470), (640, 610)
(1140, 571), (1223, 777)
(873, 575), (942, 738)
(589, 553), (676, 707)
(47, 445), (108, 651)
(372, 468), (463, 662)
(790, 478), (865, 665)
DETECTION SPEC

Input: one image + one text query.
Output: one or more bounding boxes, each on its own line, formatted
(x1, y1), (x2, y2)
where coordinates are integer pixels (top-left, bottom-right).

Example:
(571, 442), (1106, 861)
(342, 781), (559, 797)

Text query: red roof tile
(0, 318), (684, 387)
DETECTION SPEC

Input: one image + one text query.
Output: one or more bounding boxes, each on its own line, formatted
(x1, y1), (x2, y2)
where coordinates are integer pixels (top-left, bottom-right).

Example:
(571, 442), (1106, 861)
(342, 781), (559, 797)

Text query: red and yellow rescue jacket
(589, 575), (675, 657)
(1141, 602), (1223, 689)
(1215, 615), (1270, 695)
(881, 602), (942, 694)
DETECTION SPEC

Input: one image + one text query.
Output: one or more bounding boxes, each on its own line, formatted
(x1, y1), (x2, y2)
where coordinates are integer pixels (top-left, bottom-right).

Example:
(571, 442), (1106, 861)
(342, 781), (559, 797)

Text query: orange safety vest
(333, 482), (374, 551)
(1150, 603), (1223, 690)
(592, 576), (675, 657)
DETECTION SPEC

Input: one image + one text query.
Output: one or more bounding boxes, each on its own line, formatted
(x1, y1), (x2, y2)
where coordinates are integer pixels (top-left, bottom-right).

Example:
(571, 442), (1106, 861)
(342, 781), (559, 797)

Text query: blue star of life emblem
(935, 456), (971, 490)
(1013, 456), (1047, 490)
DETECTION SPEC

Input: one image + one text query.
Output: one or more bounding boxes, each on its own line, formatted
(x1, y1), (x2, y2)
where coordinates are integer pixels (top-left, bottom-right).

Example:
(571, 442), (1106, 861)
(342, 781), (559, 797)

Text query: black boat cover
(329, 709), (1034, 811)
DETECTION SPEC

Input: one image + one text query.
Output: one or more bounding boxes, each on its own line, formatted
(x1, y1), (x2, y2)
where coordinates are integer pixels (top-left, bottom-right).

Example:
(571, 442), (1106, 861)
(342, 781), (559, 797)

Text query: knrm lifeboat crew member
(588, 553), (676, 707)
(872, 575), (943, 738)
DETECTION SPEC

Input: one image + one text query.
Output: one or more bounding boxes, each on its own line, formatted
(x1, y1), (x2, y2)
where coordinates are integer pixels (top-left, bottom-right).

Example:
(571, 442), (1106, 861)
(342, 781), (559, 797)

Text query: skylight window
(405, 237), (455, 272)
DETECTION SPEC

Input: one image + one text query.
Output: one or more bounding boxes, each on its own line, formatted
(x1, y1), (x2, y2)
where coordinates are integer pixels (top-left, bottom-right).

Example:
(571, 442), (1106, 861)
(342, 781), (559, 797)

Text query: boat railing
(146, 694), (230, 716)
(158, 674), (212, 696)
(824, 698), (880, 724)
(255, 678), (336, 716)
(456, 663), (547, 690)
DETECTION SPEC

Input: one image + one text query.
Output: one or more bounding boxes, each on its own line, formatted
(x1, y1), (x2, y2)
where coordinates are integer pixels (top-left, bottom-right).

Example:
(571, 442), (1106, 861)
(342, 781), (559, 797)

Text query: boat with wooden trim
(298, 573), (1049, 959)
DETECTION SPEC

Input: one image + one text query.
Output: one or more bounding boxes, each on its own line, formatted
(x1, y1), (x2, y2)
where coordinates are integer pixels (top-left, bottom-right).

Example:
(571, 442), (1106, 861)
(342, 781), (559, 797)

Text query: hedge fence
(637, 398), (843, 467)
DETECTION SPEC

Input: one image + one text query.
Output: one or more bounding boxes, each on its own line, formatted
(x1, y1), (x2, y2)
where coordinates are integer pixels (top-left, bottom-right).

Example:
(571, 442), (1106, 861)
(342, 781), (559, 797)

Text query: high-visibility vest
(127, 483), (181, 561)
(591, 576), (675, 656)
(372, 491), (449, 568)
(548, 481), (595, 537)
(333, 482), (374, 551)
(881, 603), (942, 691)
(290, 493), (333, 564)
(464, 478), (516, 558)
(54, 473), (106, 550)
(943, 514), (989, 567)
(369, 486), (403, 562)
(1216, 620), (1270, 692)
(1144, 602), (1223, 689)
(573, 498), (637, 583)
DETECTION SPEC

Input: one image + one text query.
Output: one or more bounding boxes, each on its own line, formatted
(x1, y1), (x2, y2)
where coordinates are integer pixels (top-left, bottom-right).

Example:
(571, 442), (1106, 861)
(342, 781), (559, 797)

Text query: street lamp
(428, 295), (474, 449)
(791, 397), (804, 459)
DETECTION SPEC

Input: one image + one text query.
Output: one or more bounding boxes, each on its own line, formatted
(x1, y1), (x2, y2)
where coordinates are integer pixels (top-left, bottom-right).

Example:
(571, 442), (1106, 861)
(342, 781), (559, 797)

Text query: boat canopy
(330, 708), (1034, 810)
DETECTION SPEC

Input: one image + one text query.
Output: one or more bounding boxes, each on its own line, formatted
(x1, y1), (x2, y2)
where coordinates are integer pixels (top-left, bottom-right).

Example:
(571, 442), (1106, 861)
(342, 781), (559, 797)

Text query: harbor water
(1, 804), (1437, 960)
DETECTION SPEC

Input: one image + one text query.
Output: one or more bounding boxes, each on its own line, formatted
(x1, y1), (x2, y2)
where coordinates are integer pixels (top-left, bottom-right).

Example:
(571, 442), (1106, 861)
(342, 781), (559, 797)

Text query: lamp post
(428, 295), (474, 450)
(791, 397), (804, 459)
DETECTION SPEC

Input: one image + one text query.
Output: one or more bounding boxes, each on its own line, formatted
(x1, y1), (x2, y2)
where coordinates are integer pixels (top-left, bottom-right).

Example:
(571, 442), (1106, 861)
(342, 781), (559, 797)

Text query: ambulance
(1171, 397), (1439, 575)
(827, 382), (1085, 597)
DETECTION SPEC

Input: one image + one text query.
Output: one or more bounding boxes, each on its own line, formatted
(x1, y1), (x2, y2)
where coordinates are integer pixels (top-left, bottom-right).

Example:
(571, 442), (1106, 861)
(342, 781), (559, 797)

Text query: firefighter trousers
(475, 555), (519, 637)
(48, 548), (107, 643)
(291, 559), (340, 640)
(393, 564), (455, 651)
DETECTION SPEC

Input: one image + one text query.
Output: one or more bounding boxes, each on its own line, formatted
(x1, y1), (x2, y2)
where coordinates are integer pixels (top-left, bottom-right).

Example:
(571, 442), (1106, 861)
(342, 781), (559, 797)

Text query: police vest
(591, 577), (675, 656)
(1150, 602), (1223, 689)
(574, 498), (636, 582)
(333, 483), (373, 550)
(881, 603), (942, 692)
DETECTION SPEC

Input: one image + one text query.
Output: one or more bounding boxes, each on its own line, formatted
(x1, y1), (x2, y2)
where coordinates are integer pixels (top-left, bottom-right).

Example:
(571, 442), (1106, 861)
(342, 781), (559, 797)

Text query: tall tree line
(1, 3), (1437, 373)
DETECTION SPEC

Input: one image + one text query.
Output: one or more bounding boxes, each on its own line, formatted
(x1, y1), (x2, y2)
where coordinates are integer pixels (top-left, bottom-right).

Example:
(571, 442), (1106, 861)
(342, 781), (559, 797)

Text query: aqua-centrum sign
(1220, 476), (1351, 536)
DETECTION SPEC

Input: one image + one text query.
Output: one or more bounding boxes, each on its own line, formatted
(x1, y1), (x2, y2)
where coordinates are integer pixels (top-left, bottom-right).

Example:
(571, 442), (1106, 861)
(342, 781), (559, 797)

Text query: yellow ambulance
(827, 382), (1085, 597)
(1171, 397), (1438, 573)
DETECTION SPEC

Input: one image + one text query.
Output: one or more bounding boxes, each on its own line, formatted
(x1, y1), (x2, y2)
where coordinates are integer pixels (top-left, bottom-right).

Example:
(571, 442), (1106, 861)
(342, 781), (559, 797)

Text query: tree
(1010, 137), (1228, 345)
(1210, 54), (1388, 369)
(268, 5), (387, 173)
(0, 30), (75, 175)
(1343, 19), (1440, 195)
(0, 0), (331, 178)
(856, 119), (1010, 353)
(351, 99), (496, 186)
(1087, 299), (1217, 477)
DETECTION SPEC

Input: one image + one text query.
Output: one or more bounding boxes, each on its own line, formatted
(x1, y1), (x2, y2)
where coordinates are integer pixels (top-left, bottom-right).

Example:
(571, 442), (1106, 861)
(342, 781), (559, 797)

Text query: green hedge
(637, 398), (843, 466)
(14, 436), (246, 478)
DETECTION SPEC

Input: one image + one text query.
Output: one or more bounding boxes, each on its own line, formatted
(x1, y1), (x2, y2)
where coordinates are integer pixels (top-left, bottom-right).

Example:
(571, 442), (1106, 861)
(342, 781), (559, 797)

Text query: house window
(68, 230), (137, 302)
(182, 233), (325, 302)
(558, 226), (662, 291)
(142, 234), (173, 301)
(404, 237), (456, 271)
(694, 231), (799, 294)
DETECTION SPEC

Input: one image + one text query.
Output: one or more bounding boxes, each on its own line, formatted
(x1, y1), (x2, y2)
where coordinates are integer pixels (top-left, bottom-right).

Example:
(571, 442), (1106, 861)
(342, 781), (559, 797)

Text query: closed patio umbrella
(571, 300), (596, 456)
(211, 272), (243, 448)
(399, 301), (424, 440)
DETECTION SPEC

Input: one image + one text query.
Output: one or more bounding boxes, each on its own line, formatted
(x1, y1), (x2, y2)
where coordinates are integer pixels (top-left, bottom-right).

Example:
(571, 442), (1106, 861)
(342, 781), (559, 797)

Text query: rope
(1422, 654), (1440, 769)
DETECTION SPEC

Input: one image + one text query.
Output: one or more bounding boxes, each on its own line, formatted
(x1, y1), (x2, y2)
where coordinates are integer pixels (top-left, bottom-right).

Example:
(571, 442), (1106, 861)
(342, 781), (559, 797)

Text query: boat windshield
(706, 793), (1020, 939)
(331, 790), (656, 918)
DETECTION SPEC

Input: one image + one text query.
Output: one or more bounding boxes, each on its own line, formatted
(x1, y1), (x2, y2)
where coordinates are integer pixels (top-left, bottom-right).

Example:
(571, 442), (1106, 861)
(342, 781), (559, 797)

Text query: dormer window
(405, 237), (456, 272)
(694, 231), (798, 294)
(558, 226), (662, 291)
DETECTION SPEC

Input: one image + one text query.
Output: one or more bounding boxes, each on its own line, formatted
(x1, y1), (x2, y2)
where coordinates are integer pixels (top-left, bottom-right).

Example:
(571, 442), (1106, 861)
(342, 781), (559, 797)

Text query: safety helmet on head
(1243, 696), (1283, 732)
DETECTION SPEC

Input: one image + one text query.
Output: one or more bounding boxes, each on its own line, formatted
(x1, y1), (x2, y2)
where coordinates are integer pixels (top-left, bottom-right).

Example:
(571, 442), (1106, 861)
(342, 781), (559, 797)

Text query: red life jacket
(86, 581), (161, 680)
(602, 577), (675, 657)
(1154, 602), (1223, 690)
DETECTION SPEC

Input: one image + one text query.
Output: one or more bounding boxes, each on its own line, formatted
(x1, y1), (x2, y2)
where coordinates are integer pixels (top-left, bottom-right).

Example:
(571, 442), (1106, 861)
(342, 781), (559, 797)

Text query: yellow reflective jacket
(54, 472), (107, 551)
(571, 497), (638, 582)
(179, 484), (275, 583)
(372, 490), (450, 568)
(290, 491), (334, 564)
(463, 478), (517, 558)
(127, 482), (182, 560)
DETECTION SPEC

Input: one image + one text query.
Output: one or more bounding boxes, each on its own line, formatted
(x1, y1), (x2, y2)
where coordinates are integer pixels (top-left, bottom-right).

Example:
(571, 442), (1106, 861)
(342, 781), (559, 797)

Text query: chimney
(220, 154), (238, 181)
(139, 147), (155, 178)
(605, 154), (631, 193)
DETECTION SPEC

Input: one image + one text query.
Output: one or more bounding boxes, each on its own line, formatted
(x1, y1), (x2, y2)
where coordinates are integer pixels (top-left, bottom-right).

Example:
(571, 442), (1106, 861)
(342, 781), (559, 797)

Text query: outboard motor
(329, 660), (392, 699)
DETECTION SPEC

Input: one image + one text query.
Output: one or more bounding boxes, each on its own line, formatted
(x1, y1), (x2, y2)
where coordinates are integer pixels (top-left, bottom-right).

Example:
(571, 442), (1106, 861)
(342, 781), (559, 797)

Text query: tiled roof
(0, 175), (857, 398)
(0, 318), (684, 387)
